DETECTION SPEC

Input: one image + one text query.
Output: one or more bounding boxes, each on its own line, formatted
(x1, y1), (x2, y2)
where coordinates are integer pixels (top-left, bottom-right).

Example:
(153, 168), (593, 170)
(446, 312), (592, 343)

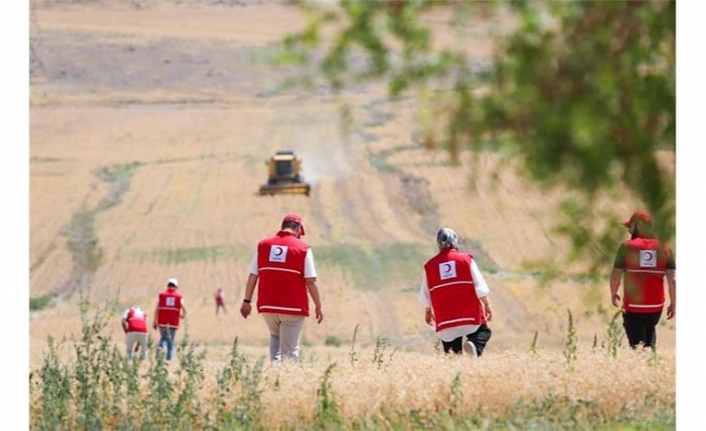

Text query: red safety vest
(622, 237), (670, 313)
(125, 307), (148, 333)
(156, 288), (183, 328)
(215, 291), (224, 305)
(256, 230), (309, 316)
(424, 249), (484, 332)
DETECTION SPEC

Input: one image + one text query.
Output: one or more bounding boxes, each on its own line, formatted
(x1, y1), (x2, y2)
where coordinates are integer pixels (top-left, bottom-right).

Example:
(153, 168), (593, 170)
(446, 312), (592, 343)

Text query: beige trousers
(125, 331), (148, 359)
(262, 313), (305, 362)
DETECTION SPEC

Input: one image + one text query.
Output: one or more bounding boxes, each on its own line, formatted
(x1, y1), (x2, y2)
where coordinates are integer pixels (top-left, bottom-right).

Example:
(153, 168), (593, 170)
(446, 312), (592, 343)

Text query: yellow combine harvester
(258, 150), (311, 196)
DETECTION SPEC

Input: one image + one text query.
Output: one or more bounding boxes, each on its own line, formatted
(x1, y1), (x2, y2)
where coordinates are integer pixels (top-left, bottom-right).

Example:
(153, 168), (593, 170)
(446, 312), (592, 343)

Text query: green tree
(275, 0), (675, 271)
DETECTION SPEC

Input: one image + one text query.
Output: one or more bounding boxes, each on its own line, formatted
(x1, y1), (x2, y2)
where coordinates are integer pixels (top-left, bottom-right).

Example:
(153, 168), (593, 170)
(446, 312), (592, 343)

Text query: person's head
(622, 210), (653, 239)
(281, 213), (306, 238)
(167, 277), (179, 289)
(436, 227), (459, 251)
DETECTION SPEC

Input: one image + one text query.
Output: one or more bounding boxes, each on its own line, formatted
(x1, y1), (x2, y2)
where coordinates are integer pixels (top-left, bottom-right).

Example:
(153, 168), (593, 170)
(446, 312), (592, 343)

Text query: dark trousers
(442, 324), (492, 356)
(622, 311), (662, 349)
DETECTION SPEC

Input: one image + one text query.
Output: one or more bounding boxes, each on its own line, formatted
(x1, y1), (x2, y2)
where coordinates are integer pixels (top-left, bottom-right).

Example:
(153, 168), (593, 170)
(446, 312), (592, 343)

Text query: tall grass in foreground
(30, 306), (675, 430)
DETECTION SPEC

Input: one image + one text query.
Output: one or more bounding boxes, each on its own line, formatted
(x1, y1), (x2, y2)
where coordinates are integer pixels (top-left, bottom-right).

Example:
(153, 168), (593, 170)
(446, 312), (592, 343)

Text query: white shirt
(418, 259), (489, 342)
(249, 248), (317, 278)
(122, 307), (145, 320)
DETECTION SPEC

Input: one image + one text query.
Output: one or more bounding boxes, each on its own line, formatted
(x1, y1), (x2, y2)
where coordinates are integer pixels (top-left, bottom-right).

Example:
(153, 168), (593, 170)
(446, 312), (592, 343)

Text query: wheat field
(27, 1), (676, 428)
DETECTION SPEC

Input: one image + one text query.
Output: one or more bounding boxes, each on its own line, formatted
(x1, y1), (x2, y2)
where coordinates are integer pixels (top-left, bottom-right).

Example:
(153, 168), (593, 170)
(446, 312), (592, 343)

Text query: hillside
(29, 0), (675, 370)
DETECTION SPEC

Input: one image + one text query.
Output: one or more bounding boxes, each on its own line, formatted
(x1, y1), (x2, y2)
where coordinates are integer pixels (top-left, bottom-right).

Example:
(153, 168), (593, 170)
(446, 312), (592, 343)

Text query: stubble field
(29, 1), (675, 428)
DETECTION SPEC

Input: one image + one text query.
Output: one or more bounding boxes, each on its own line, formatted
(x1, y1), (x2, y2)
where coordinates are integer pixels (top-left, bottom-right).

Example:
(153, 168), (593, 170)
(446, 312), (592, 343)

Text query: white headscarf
(436, 227), (459, 250)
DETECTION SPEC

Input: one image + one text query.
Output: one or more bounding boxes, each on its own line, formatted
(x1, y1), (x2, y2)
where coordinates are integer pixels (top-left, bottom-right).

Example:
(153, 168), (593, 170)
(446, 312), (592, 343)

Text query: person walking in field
(419, 228), (493, 357)
(153, 278), (187, 361)
(240, 213), (324, 363)
(121, 306), (148, 360)
(215, 288), (227, 315)
(610, 210), (676, 349)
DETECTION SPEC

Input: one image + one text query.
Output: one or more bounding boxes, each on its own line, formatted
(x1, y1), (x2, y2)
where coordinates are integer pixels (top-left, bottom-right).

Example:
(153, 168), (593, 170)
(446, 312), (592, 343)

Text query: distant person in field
(240, 213), (324, 363)
(419, 228), (493, 357)
(121, 305), (148, 360)
(215, 288), (227, 315)
(610, 210), (676, 349)
(153, 277), (187, 361)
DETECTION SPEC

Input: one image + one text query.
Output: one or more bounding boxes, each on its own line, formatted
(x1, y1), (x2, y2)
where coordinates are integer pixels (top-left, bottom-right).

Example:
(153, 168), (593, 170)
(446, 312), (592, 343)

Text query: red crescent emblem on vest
(273, 246), (284, 256)
(442, 263), (452, 274)
(644, 251), (654, 261)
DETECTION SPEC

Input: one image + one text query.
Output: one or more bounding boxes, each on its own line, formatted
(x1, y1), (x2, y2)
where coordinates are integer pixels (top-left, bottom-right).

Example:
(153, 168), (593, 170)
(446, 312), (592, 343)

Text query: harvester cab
(258, 150), (311, 196)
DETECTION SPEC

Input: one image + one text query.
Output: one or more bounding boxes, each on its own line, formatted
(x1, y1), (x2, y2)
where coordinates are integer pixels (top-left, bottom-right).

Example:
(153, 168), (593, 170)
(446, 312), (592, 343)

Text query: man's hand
(611, 293), (621, 307)
(424, 308), (434, 326)
(485, 307), (493, 322)
(315, 307), (324, 324)
(667, 303), (675, 320)
(152, 321), (157, 330)
(240, 302), (252, 319)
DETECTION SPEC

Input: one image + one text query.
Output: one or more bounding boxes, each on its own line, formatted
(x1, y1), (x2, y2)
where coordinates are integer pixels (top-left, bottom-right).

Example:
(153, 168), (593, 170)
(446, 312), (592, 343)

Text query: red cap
(282, 213), (305, 236)
(622, 210), (652, 227)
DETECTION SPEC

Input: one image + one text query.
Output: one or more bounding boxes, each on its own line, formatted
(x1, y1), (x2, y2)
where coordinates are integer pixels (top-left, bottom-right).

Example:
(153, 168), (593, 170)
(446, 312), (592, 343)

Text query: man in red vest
(240, 213), (324, 362)
(215, 288), (226, 315)
(121, 306), (148, 360)
(152, 277), (187, 361)
(419, 228), (493, 357)
(610, 210), (676, 349)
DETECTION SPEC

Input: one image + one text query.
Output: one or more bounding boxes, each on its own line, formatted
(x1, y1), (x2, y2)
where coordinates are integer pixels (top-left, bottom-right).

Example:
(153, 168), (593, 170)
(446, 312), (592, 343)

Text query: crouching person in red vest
(122, 306), (148, 360)
(240, 213), (324, 363)
(420, 228), (493, 357)
(153, 278), (186, 361)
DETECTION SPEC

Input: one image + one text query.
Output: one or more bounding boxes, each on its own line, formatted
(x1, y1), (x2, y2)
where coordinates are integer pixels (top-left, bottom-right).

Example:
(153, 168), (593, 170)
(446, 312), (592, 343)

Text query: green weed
(372, 336), (397, 370)
(314, 363), (343, 430)
(325, 335), (342, 347)
(529, 330), (539, 355)
(606, 310), (623, 358)
(563, 309), (578, 366)
(30, 293), (56, 311)
(349, 324), (359, 365)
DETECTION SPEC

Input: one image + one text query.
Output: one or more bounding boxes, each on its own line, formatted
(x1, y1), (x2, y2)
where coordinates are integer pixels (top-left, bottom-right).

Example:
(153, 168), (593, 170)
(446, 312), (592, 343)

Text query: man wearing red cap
(610, 210), (676, 349)
(240, 213), (324, 362)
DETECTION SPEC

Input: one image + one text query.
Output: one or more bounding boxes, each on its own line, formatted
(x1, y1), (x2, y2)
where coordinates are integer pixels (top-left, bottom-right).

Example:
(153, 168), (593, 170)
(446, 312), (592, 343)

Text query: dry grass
(30, 326), (675, 429)
(247, 348), (674, 427)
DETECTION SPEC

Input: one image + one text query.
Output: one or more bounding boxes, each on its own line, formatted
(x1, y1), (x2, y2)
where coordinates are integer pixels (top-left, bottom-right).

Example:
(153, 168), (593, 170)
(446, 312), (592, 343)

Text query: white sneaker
(463, 340), (478, 358)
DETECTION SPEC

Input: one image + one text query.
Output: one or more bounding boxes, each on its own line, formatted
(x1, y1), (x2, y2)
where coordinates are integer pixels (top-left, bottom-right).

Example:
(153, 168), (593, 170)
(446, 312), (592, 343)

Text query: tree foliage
(276, 0), (675, 269)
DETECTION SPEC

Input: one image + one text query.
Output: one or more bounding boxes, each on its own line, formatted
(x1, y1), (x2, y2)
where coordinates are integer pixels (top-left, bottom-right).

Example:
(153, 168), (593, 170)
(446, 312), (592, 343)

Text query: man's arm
(479, 295), (493, 322)
(666, 269), (676, 319)
(180, 301), (187, 319)
(152, 305), (159, 330)
(470, 260), (492, 321)
(610, 244), (626, 307)
(305, 277), (324, 324)
(121, 309), (129, 332)
(610, 268), (623, 307)
(240, 273), (258, 319)
(419, 274), (434, 326)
